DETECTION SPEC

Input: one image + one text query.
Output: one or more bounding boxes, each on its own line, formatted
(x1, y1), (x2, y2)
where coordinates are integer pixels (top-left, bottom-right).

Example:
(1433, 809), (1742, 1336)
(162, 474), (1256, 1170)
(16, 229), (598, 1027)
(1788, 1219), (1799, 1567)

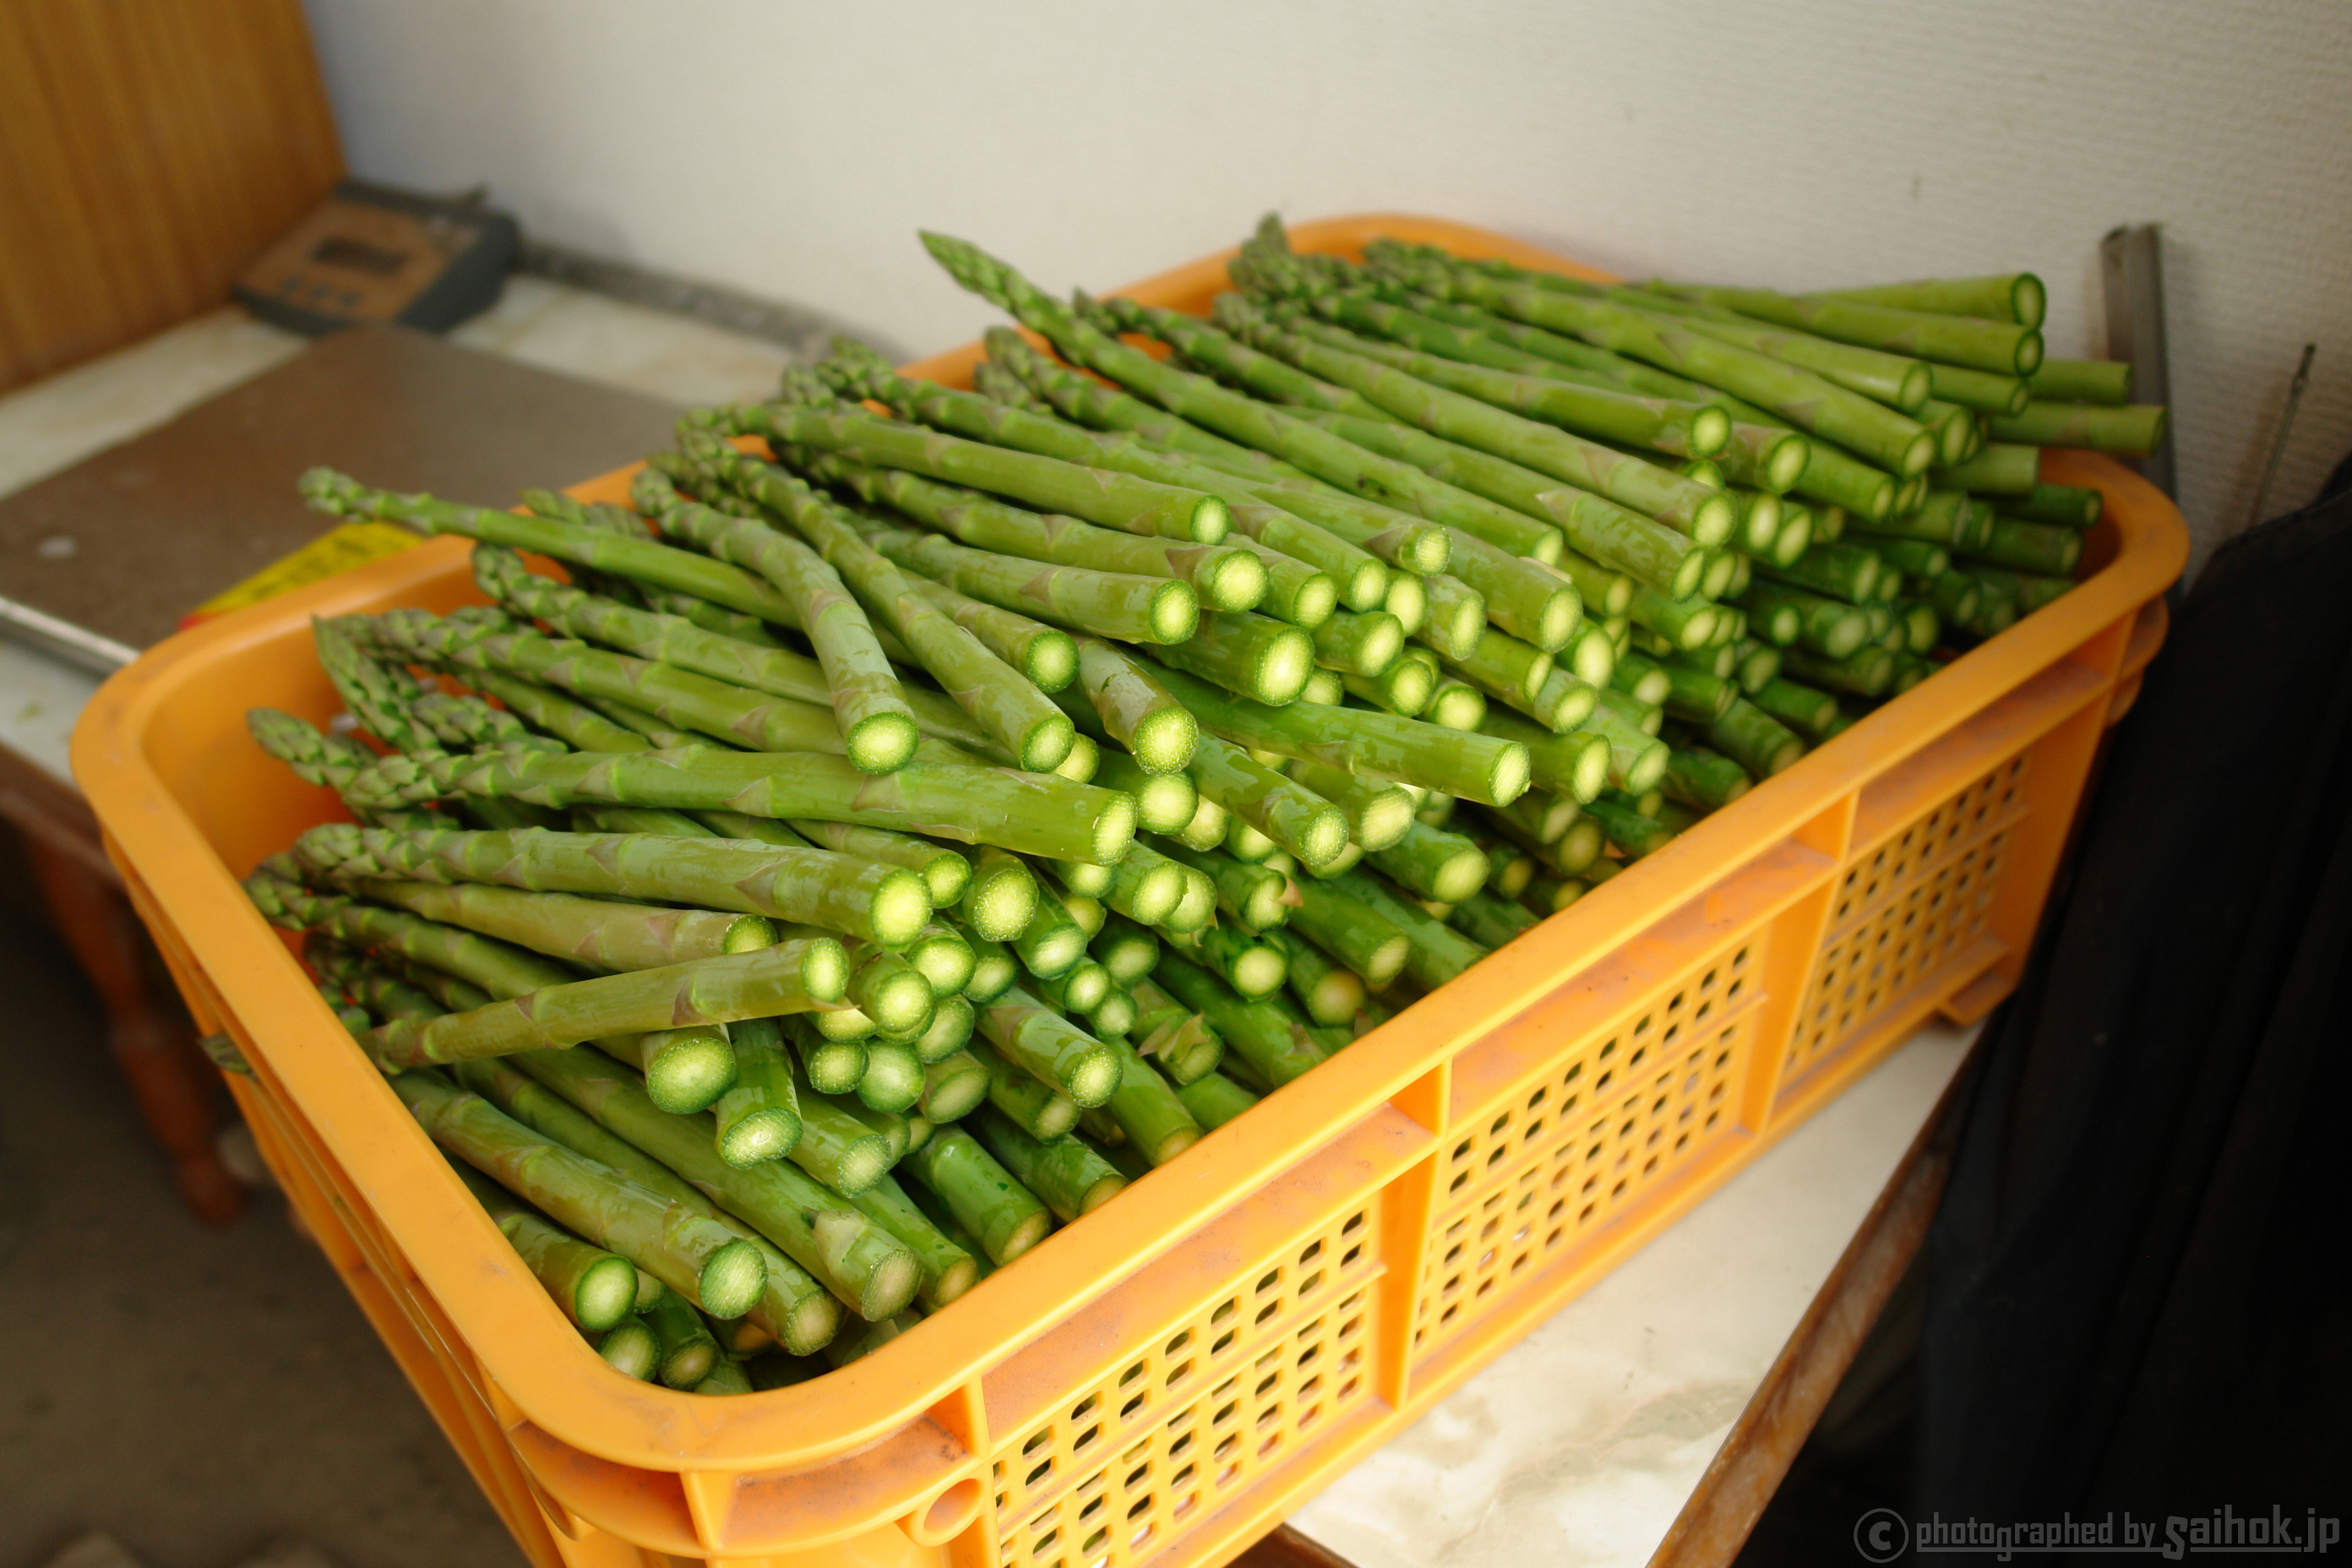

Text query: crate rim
(70, 214), (2187, 1488)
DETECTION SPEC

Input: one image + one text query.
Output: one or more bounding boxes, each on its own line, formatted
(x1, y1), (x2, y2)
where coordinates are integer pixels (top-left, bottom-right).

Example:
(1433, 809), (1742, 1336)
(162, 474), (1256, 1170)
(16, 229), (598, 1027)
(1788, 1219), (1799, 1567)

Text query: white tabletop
(1291, 1021), (1972, 1568)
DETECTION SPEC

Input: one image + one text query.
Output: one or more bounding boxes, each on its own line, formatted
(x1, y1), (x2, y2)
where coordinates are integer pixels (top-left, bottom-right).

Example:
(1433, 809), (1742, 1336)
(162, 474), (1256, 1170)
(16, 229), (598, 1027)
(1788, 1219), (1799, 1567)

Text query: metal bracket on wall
(2099, 224), (2175, 500)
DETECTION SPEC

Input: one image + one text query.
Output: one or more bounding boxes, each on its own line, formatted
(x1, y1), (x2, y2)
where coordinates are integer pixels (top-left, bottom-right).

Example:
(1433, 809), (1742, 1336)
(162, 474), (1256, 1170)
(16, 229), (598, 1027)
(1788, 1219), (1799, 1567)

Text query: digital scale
(234, 178), (520, 335)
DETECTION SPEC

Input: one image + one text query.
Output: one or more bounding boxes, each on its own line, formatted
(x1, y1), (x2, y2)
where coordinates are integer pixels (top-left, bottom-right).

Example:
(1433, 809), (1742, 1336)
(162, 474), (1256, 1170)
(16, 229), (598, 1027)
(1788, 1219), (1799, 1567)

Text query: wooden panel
(0, 0), (342, 391)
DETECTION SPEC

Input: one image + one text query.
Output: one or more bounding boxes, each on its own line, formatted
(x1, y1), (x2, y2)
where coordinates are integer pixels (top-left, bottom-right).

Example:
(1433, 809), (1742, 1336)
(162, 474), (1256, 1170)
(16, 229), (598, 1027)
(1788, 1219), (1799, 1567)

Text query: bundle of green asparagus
(237, 215), (2154, 1396)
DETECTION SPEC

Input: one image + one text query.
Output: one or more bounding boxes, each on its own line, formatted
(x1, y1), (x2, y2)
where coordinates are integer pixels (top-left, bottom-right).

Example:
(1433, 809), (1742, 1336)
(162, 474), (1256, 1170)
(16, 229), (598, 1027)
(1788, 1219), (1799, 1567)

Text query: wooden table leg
(23, 832), (247, 1227)
(1233, 1525), (1366, 1568)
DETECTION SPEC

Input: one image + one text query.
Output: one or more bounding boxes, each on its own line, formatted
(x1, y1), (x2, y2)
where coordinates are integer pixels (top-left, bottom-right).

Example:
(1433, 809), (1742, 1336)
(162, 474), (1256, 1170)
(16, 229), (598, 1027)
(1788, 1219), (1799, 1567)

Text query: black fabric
(1914, 482), (2352, 1539)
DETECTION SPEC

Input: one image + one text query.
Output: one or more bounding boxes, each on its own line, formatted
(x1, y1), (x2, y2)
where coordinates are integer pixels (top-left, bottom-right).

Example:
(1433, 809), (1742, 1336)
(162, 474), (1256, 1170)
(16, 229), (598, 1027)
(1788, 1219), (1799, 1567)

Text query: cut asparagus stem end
(1130, 705), (1201, 776)
(913, 994), (975, 1063)
(1146, 581), (1201, 643)
(574, 1255), (641, 1333)
(966, 947), (1018, 1004)
(1189, 494), (1232, 544)
(858, 1043), (926, 1113)
(1306, 968), (1366, 1026)
(1163, 867), (1217, 932)
(906, 929), (976, 999)
(1063, 1047), (1124, 1108)
(1433, 594), (1484, 658)
(1130, 773), (1198, 835)
(803, 1038), (868, 1094)
(1206, 550), (1266, 610)
(641, 1031), (738, 1115)
(1022, 924), (1088, 979)
(1230, 945), (1288, 998)
(722, 915), (780, 953)
(1572, 738), (1614, 802)
(1020, 713), (1079, 774)
(861, 966), (935, 1035)
(1489, 748), (1533, 808)
(1253, 628), (1314, 703)
(814, 1126), (893, 1196)
(1287, 572), (1340, 626)
(866, 872), (936, 950)
(1076, 1174), (1127, 1215)
(999, 1209), (1053, 1264)
(1426, 683), (1488, 730)
(696, 1239), (770, 1321)
(1429, 844), (1492, 904)
(1766, 433), (1810, 493)
(845, 713), (921, 775)
(1354, 789), (1418, 852)
(596, 1319), (660, 1380)
(1692, 493), (1739, 546)
(716, 1107), (798, 1168)
(1029, 1091), (1081, 1140)
(920, 1052), (991, 1120)
(961, 857), (1039, 943)
(1701, 551), (1738, 600)
(856, 1246), (923, 1322)
(1535, 592), (1579, 653)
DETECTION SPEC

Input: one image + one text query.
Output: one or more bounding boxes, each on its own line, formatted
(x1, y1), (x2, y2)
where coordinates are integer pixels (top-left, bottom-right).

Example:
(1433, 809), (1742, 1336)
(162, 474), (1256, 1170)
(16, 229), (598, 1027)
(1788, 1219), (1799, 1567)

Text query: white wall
(302, 0), (2352, 572)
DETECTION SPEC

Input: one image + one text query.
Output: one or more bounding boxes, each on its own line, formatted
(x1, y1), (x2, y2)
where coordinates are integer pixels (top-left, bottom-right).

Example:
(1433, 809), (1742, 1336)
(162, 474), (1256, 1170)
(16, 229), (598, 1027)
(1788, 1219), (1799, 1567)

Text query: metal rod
(2099, 224), (2175, 499)
(2247, 344), (2317, 532)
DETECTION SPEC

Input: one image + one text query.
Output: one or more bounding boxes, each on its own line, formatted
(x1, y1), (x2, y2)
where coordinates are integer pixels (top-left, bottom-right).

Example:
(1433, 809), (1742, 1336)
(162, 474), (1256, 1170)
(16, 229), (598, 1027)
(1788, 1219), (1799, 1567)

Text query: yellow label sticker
(194, 520), (422, 617)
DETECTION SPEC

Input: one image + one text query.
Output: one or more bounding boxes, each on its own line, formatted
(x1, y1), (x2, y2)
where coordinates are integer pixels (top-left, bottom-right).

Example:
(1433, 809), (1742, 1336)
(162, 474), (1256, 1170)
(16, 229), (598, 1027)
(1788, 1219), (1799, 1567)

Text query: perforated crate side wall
(1783, 752), (2028, 1089)
(1410, 930), (1765, 1362)
(992, 1207), (1382, 1568)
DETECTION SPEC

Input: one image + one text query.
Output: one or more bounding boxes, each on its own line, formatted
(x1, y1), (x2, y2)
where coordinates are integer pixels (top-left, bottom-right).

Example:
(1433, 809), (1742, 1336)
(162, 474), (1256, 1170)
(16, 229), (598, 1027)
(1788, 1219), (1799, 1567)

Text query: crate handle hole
(907, 1477), (984, 1545)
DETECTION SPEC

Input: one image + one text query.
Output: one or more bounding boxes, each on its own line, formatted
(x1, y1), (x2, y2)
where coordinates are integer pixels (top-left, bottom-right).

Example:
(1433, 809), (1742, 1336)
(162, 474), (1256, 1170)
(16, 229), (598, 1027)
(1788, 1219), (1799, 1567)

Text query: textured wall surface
(301, 0), (2351, 574)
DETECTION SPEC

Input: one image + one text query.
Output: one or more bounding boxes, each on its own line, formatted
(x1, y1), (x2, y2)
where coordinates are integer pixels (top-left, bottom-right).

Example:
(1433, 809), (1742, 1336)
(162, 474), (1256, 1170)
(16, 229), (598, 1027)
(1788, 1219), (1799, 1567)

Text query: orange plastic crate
(72, 216), (2185, 1568)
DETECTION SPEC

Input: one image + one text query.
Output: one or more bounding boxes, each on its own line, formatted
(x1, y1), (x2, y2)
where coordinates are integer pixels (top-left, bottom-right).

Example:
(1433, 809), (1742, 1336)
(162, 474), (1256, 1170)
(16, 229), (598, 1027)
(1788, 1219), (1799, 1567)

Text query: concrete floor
(0, 879), (523, 1568)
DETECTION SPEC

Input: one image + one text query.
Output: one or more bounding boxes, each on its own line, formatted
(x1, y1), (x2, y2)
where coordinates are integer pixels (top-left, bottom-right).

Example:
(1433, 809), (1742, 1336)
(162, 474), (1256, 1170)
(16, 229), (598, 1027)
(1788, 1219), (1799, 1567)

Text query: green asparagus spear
(1706, 698), (1807, 776)
(918, 1048), (991, 1122)
(297, 821), (932, 950)
(511, 1047), (919, 1320)
(452, 1056), (837, 1353)
(1184, 734), (1350, 868)
(1233, 302), (1740, 546)
(333, 877), (776, 973)
(1368, 819), (1492, 904)
(968, 1105), (1128, 1222)
(641, 1289), (723, 1388)
(1363, 257), (1936, 474)
(901, 1128), (1052, 1266)
(595, 1316), (662, 1380)
(1263, 928), (1369, 1026)
(924, 235), (1540, 555)
(338, 746), (1137, 868)
(1158, 612), (1318, 708)
(728, 399), (1228, 543)
(812, 356), (1270, 607)
(1152, 951), (1326, 1089)
(393, 1070), (768, 1320)
(1657, 283), (2044, 376)
(845, 1173), (979, 1311)
(1817, 272), (2047, 329)
(448, 1160), (641, 1332)
(1173, 1071), (1260, 1130)
(362, 941), (844, 1070)
(709, 1016), (802, 1168)
(977, 985), (1123, 1107)
(1149, 662), (1529, 808)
